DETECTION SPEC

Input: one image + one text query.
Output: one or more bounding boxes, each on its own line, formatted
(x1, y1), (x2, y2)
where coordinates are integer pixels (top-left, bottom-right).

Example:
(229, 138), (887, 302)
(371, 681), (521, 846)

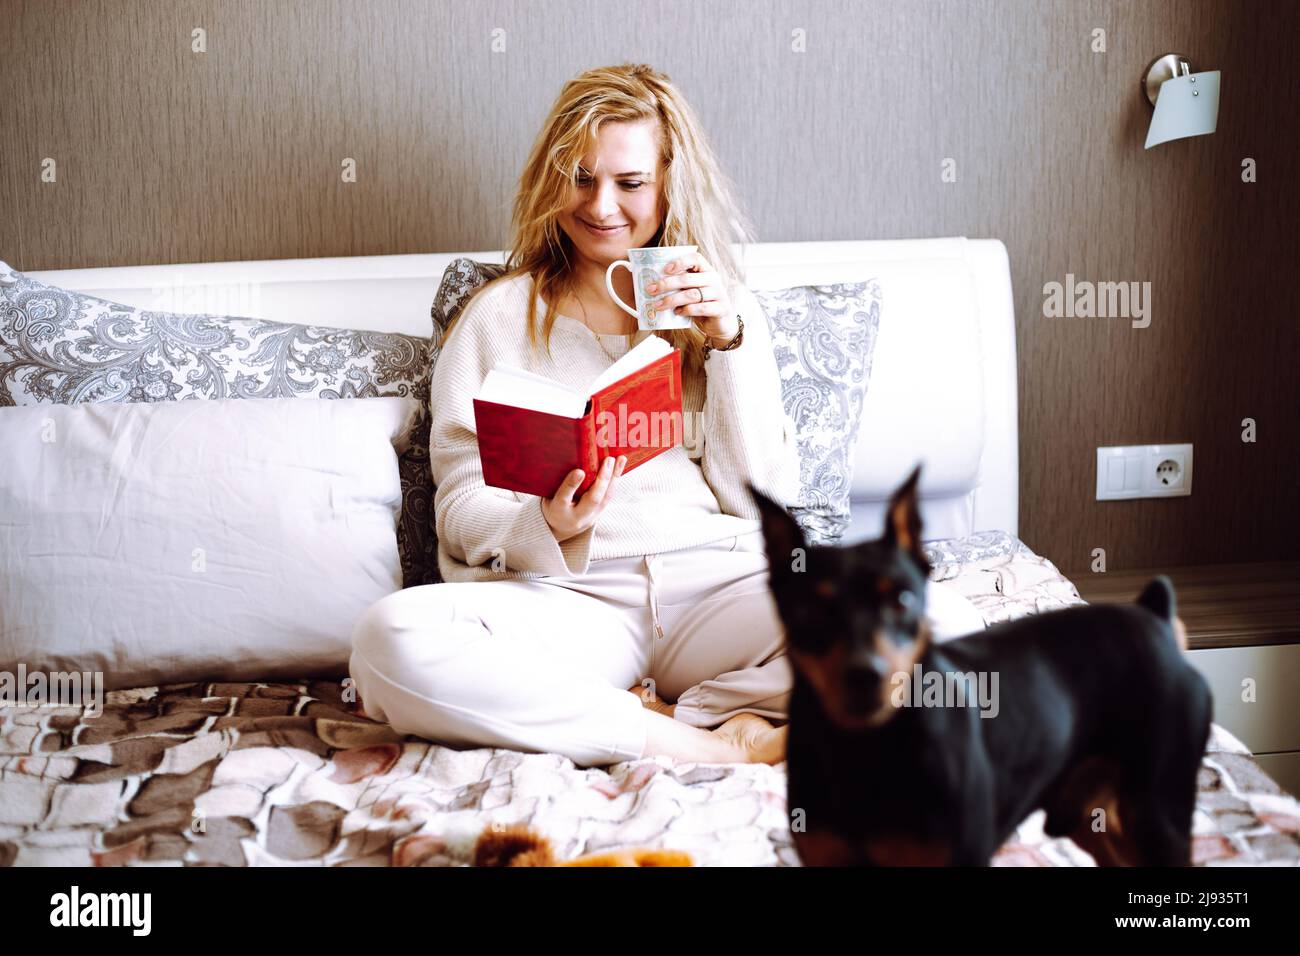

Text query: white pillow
(0, 396), (421, 690)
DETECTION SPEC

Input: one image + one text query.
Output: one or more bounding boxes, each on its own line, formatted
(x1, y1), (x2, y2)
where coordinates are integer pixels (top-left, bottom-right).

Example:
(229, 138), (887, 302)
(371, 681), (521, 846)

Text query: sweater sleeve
(698, 281), (802, 519)
(429, 298), (595, 577)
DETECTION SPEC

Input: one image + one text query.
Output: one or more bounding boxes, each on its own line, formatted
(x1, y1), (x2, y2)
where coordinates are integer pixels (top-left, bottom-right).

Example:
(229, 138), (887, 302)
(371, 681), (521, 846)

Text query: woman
(348, 64), (982, 769)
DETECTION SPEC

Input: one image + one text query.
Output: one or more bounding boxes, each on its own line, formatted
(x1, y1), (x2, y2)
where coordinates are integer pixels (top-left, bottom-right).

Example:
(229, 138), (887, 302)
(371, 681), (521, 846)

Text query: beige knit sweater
(430, 271), (801, 584)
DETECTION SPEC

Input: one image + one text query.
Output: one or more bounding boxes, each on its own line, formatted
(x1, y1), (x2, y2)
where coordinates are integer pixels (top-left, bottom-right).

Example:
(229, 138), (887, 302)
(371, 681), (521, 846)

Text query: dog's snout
(847, 643), (890, 676)
(843, 664), (879, 689)
(843, 653), (889, 696)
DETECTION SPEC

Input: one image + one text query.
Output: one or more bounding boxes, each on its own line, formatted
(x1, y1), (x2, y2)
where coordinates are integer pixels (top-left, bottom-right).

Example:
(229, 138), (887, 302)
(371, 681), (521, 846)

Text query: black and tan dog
(747, 466), (1213, 866)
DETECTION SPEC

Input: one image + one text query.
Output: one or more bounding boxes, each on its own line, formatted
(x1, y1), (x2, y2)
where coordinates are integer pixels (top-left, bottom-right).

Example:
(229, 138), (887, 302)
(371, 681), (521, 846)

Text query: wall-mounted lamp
(1142, 54), (1220, 149)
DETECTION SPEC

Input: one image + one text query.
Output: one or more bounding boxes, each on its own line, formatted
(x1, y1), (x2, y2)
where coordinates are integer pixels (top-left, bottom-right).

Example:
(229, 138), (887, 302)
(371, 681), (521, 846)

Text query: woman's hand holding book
(541, 454), (627, 542)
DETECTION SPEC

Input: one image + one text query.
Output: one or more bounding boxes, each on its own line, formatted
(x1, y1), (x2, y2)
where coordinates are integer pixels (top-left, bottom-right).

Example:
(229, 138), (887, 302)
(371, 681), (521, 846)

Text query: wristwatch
(702, 315), (744, 360)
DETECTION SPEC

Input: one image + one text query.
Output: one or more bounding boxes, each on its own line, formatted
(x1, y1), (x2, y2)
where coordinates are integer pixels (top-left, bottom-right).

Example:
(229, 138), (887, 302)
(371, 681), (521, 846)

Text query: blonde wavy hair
(440, 62), (757, 394)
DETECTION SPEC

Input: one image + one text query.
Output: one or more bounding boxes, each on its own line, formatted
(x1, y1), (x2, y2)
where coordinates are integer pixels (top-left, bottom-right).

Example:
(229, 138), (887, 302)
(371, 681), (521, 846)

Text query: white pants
(348, 529), (987, 768)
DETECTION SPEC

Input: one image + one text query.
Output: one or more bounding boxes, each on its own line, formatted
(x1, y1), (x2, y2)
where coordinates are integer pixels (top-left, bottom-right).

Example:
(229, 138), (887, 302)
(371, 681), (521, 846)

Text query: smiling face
(557, 119), (665, 268)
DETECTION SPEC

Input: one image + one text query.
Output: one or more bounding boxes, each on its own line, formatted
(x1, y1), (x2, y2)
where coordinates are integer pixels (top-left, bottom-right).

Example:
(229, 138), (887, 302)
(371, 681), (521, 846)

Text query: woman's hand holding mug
(542, 454), (627, 542)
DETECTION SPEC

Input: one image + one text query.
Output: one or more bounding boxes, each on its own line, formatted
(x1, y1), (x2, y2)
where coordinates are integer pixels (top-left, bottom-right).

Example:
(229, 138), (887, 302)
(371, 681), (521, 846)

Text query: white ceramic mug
(605, 245), (698, 330)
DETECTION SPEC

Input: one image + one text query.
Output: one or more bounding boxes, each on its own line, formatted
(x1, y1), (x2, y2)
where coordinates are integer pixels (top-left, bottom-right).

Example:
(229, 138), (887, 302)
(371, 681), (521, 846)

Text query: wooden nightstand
(1072, 562), (1300, 798)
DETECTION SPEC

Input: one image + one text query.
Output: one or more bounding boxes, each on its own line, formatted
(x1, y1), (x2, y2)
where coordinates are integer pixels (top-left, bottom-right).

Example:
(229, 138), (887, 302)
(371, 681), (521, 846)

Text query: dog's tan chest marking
(793, 829), (859, 866)
(794, 829), (953, 866)
(861, 834), (953, 867)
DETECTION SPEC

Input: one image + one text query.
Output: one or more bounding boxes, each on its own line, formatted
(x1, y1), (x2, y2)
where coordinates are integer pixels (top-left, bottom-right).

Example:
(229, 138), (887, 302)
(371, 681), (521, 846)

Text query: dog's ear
(746, 480), (806, 581)
(882, 465), (930, 576)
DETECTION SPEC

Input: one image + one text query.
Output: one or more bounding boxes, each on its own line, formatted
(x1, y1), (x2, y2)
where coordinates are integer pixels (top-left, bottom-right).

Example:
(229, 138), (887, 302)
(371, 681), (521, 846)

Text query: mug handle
(604, 260), (640, 318)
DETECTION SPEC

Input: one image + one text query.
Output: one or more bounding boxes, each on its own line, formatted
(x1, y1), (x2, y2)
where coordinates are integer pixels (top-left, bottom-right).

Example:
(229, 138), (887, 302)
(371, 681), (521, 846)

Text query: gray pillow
(0, 260), (438, 587)
(753, 280), (882, 545)
(430, 257), (508, 338)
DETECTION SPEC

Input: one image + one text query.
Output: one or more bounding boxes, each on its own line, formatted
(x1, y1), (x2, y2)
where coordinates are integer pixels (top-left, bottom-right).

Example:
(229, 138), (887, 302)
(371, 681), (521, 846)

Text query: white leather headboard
(737, 238), (1018, 542)
(26, 236), (1017, 541)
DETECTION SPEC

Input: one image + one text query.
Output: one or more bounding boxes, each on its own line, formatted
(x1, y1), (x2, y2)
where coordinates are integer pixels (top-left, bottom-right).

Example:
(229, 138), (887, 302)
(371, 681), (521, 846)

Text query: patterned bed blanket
(3, 533), (1298, 867)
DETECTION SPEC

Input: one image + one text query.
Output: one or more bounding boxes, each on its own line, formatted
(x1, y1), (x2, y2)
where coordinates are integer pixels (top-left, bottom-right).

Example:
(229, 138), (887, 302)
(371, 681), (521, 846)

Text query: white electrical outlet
(1096, 443), (1193, 500)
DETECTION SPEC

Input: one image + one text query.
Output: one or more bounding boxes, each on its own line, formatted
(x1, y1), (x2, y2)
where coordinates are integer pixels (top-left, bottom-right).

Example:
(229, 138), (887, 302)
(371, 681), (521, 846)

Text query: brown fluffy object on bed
(474, 822), (693, 867)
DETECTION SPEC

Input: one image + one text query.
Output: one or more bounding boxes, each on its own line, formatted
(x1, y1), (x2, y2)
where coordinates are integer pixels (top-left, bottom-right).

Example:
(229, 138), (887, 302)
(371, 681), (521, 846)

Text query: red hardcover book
(472, 335), (684, 499)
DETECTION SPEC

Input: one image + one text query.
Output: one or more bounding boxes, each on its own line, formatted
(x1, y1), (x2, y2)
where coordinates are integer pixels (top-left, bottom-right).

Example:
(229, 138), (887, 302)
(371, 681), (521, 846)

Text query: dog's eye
(872, 580), (921, 618)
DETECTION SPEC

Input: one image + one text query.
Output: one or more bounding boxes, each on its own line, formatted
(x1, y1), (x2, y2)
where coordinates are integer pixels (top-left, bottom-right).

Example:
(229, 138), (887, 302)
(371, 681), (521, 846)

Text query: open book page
(476, 364), (588, 417)
(589, 334), (674, 393)
(476, 334), (677, 418)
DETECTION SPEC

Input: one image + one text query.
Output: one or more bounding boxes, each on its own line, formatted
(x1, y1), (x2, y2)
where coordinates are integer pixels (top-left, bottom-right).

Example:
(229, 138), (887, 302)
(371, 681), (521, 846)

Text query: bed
(2, 239), (1297, 866)
(3, 531), (1297, 867)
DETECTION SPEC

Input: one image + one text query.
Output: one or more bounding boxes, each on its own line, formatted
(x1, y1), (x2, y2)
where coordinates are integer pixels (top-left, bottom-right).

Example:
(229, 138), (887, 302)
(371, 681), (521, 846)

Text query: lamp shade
(1145, 70), (1220, 149)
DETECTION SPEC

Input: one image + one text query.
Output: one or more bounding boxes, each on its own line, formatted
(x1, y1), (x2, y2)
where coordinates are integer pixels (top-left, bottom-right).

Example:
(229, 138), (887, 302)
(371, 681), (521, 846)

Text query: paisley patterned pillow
(753, 281), (882, 545)
(430, 257), (509, 337)
(0, 260), (439, 587)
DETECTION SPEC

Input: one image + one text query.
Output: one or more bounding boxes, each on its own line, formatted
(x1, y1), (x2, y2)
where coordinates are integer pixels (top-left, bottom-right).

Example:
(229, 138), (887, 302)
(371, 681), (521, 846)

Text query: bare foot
(712, 713), (787, 765)
(628, 682), (676, 719)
